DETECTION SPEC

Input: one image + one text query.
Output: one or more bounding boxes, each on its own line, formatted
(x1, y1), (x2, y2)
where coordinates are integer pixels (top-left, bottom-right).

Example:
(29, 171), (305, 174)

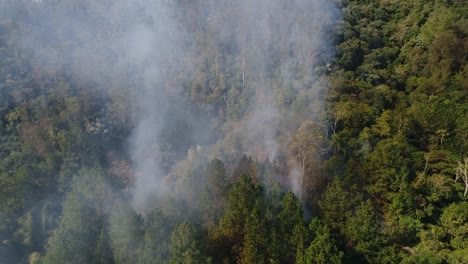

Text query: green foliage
(345, 200), (388, 263)
(109, 202), (144, 264)
(439, 202), (468, 250)
(93, 229), (114, 264)
(211, 175), (262, 261)
(301, 219), (343, 264)
(278, 192), (304, 261)
(169, 221), (209, 264)
(318, 178), (362, 238)
(238, 208), (269, 264)
(364, 136), (416, 201)
(41, 191), (100, 263)
(139, 209), (172, 263)
(220, 174), (262, 237)
(200, 159), (228, 224)
(40, 169), (114, 263)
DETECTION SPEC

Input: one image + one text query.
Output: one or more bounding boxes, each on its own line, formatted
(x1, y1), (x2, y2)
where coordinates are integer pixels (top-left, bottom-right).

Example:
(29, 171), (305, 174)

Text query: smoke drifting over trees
(10, 0), (339, 211)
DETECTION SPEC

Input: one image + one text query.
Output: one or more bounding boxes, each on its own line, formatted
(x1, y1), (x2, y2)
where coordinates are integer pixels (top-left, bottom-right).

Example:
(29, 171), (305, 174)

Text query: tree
(218, 174), (261, 239)
(301, 218), (343, 264)
(169, 221), (209, 264)
(210, 174), (262, 263)
(139, 209), (173, 263)
(238, 208), (269, 264)
(93, 229), (114, 264)
(455, 157), (468, 197)
(200, 159), (228, 224)
(318, 178), (361, 239)
(364, 136), (415, 202)
(345, 200), (388, 263)
(109, 202), (144, 264)
(41, 169), (113, 264)
(289, 120), (327, 201)
(41, 191), (101, 264)
(440, 202), (468, 251)
(403, 202), (468, 264)
(278, 192), (304, 261)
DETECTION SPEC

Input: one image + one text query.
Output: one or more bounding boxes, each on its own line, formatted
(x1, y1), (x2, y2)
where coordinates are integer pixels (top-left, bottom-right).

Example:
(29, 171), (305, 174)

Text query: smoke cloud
(11, 0), (339, 211)
(199, 0), (340, 193)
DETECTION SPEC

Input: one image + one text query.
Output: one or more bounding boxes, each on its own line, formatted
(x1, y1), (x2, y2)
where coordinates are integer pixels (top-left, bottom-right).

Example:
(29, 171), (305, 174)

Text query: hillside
(0, 0), (467, 263)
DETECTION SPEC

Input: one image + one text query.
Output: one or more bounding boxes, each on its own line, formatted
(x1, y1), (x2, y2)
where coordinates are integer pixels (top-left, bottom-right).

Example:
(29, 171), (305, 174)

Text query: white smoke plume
(14, 0), (189, 212)
(11, 0), (340, 211)
(203, 0), (339, 162)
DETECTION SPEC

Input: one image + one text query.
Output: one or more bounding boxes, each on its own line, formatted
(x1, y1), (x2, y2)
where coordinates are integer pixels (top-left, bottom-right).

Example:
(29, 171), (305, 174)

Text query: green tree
(139, 209), (172, 263)
(42, 169), (113, 263)
(301, 218), (342, 264)
(109, 202), (144, 264)
(440, 202), (468, 251)
(93, 229), (114, 264)
(238, 208), (269, 264)
(200, 159), (228, 224)
(278, 192), (304, 261)
(345, 200), (389, 263)
(364, 136), (415, 202)
(209, 174), (264, 263)
(169, 221), (209, 264)
(41, 191), (100, 264)
(318, 178), (361, 239)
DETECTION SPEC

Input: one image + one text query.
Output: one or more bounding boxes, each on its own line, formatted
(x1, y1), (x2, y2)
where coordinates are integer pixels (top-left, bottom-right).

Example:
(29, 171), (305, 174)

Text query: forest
(0, 0), (467, 263)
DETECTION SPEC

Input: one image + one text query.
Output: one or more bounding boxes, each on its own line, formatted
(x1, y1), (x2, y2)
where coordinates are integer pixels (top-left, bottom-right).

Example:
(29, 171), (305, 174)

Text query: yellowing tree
(289, 120), (327, 201)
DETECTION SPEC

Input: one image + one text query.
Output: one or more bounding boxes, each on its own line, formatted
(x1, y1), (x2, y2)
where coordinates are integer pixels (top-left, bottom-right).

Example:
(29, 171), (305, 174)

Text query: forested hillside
(0, 0), (467, 263)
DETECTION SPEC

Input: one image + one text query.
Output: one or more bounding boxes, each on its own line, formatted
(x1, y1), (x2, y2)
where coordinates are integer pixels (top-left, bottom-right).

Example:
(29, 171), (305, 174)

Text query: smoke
(202, 0), (339, 164)
(240, 0), (338, 161)
(10, 0), (339, 212)
(13, 0), (188, 213)
(192, 0), (340, 198)
(115, 2), (186, 213)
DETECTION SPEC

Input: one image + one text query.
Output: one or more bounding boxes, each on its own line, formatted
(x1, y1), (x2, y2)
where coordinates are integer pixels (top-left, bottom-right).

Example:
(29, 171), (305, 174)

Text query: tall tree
(289, 120), (328, 201)
(169, 221), (209, 264)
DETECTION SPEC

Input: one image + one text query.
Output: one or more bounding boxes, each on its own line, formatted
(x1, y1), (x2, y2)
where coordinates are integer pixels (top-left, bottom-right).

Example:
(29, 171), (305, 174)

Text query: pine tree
(239, 208), (268, 264)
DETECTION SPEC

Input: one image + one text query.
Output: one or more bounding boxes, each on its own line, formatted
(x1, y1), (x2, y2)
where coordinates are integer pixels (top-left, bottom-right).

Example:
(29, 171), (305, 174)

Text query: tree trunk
(300, 157), (305, 201)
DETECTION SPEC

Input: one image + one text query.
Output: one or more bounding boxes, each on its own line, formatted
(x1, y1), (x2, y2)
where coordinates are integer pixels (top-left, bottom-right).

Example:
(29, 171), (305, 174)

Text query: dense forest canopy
(0, 0), (467, 263)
